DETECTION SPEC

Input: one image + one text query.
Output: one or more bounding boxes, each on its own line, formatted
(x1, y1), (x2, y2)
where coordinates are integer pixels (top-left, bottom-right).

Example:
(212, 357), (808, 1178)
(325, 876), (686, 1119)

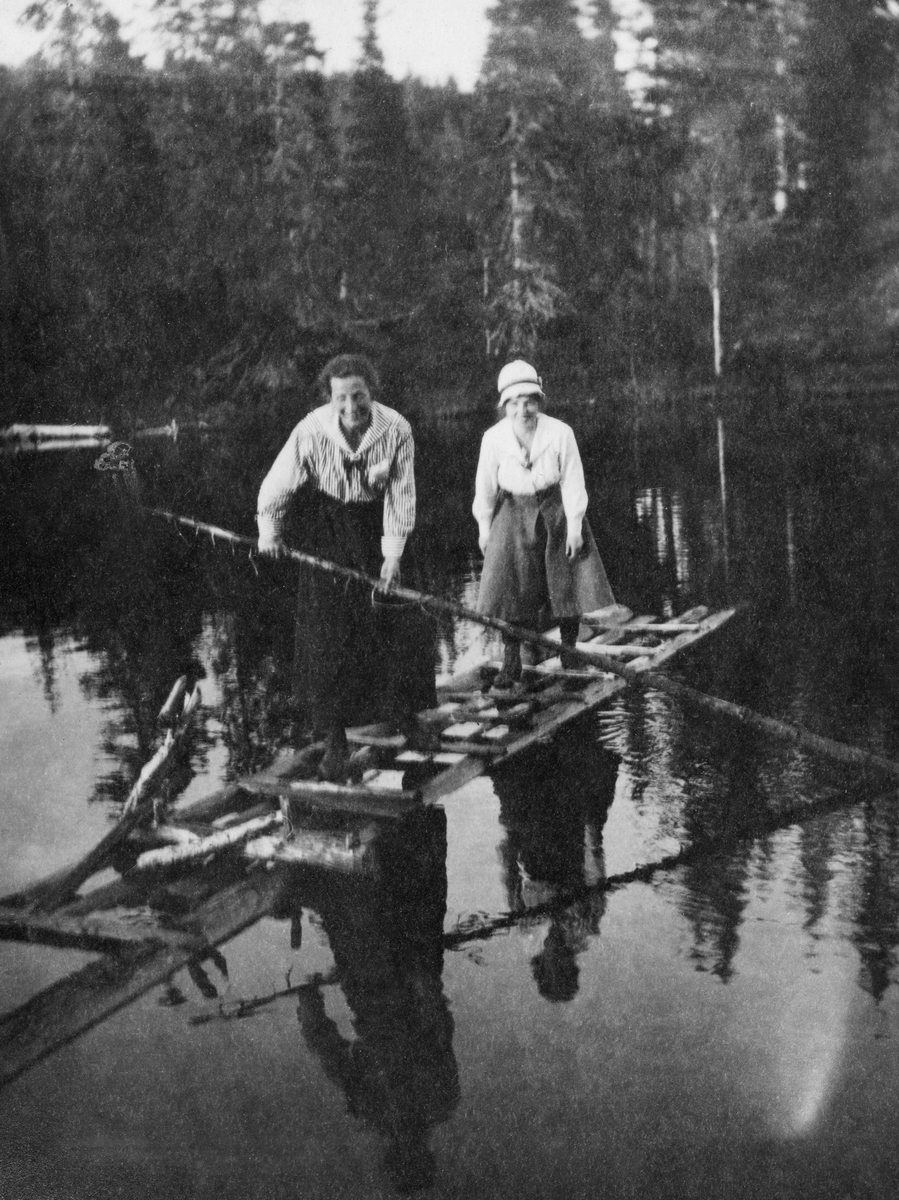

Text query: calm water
(2, 405), (899, 1199)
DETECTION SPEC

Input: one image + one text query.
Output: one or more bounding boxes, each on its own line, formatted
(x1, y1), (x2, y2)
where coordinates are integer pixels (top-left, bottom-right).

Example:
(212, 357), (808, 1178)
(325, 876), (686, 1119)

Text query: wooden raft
(0, 603), (733, 1090)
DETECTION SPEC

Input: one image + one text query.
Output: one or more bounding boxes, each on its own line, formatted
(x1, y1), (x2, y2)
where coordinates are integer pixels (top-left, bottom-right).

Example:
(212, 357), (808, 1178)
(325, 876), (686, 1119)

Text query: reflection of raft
(0, 603), (733, 1089)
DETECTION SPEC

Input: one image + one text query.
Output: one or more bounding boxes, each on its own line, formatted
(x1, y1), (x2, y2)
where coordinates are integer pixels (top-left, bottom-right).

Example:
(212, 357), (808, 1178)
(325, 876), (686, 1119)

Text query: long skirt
(476, 485), (615, 629)
(290, 491), (436, 731)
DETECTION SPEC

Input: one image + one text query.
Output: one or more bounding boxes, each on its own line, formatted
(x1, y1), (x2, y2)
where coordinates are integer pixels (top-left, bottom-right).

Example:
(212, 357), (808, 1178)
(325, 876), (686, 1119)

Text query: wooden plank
(630, 607), (736, 672)
(133, 814), (284, 872)
(573, 643), (662, 658)
(0, 868), (286, 1091)
(499, 675), (628, 761)
(579, 613), (658, 642)
(587, 621), (703, 634)
(438, 740), (504, 758)
(420, 754), (489, 803)
(0, 905), (199, 954)
(244, 831), (374, 875)
(269, 782), (422, 821)
(345, 728), (408, 749)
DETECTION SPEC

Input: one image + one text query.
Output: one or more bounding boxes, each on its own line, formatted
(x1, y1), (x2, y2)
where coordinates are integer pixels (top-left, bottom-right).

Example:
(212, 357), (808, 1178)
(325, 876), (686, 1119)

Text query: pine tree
(335, 0), (427, 318)
(475, 0), (597, 358)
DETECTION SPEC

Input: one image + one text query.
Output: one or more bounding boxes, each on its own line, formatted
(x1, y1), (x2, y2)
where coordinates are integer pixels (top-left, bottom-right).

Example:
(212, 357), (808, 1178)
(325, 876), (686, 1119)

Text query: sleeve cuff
(381, 535), (406, 559)
(257, 513), (283, 541)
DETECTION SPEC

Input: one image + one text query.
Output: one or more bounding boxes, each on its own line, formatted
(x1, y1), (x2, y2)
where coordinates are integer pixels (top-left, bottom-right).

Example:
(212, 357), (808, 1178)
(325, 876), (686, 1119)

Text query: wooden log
(158, 676), (188, 726)
(573, 643), (662, 658)
(146, 512), (726, 676)
(584, 621), (703, 634)
(437, 740), (506, 758)
(7, 437), (107, 454)
(0, 867), (286, 1091)
(345, 727), (408, 749)
(642, 672), (899, 783)
(243, 779), (422, 821)
(133, 814), (284, 872)
(0, 905), (201, 954)
(1, 423), (113, 440)
(585, 614), (658, 644)
(127, 824), (204, 849)
(2, 683), (203, 912)
(243, 830), (374, 874)
(420, 753), (490, 803)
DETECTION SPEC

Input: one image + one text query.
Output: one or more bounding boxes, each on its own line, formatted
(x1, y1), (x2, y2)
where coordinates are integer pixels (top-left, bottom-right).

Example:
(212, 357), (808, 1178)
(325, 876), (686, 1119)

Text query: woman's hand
(380, 556), (401, 590)
(258, 533), (287, 558)
(565, 529), (584, 560)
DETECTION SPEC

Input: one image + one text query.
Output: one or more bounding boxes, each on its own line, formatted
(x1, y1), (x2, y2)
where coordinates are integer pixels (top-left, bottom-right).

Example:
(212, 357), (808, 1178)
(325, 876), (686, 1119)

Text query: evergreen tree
(475, 0), (596, 358)
(335, 0), (427, 318)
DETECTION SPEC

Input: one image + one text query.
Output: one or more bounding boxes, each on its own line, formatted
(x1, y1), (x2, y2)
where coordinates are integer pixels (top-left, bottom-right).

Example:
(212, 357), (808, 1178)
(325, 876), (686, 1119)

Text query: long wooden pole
(150, 509), (899, 785)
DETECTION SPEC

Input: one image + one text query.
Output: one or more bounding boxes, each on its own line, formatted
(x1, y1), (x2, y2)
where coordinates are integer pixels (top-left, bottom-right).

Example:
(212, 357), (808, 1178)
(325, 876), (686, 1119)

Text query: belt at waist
(499, 484), (561, 506)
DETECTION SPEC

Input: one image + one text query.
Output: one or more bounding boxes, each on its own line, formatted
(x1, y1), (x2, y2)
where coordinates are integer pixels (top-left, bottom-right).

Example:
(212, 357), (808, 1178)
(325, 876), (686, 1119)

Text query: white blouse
(257, 401), (415, 559)
(472, 413), (590, 544)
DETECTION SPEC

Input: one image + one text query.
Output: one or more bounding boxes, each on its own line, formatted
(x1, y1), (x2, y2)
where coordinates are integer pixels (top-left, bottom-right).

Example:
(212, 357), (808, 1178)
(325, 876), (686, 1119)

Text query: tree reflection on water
(6, 418), (899, 1194)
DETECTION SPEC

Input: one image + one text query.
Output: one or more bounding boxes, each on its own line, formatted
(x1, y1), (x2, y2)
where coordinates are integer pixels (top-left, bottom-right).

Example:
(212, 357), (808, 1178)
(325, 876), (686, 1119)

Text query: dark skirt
(290, 491), (436, 731)
(476, 486), (615, 628)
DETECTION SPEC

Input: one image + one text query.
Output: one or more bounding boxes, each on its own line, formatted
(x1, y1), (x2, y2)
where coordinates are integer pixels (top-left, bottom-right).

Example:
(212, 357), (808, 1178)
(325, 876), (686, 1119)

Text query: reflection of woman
(256, 354), (435, 776)
(288, 810), (458, 1193)
(494, 729), (618, 1002)
(473, 360), (616, 688)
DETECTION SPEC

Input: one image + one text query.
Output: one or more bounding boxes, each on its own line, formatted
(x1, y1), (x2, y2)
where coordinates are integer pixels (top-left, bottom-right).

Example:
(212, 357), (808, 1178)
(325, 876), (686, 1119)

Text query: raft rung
(442, 721), (486, 740)
(438, 740), (505, 758)
(242, 778), (421, 820)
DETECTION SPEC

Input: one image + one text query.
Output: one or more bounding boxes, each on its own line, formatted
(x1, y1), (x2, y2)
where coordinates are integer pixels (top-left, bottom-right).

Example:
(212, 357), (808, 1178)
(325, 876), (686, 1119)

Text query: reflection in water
(273, 809), (458, 1193)
(10, 417), (899, 1195)
(494, 729), (619, 1002)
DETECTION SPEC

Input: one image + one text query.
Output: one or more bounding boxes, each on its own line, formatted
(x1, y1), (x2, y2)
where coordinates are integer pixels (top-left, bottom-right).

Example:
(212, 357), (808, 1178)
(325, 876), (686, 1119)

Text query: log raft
(0, 603), (735, 1090)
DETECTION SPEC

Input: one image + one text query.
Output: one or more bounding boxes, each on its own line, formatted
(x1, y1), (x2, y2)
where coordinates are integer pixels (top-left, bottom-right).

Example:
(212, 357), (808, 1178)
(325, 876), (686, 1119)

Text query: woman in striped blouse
(257, 353), (434, 777)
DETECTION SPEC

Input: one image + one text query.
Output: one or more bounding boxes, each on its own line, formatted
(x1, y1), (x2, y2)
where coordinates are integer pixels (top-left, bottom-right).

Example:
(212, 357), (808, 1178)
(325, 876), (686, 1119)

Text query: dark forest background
(2, 0), (899, 430)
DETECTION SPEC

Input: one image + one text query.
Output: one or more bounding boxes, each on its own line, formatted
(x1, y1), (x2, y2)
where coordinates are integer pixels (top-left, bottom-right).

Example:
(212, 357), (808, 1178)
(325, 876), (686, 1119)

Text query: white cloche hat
(497, 359), (544, 408)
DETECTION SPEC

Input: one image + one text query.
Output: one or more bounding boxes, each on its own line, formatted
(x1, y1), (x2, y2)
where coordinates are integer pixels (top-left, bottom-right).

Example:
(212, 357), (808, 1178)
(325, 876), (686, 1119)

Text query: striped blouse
(256, 401), (416, 559)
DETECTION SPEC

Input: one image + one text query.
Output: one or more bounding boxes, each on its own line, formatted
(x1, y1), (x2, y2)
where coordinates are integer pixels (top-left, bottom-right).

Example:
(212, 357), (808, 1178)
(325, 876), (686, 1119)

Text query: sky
(0, 0), (651, 91)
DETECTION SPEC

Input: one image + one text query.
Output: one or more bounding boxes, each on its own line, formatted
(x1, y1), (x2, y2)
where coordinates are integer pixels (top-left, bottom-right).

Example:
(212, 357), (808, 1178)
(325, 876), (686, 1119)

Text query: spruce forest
(2, 0), (898, 427)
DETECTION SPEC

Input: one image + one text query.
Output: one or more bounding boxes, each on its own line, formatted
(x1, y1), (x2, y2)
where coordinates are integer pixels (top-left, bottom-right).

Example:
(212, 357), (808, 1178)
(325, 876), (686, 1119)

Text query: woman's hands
(258, 533), (287, 558)
(380, 556), (401, 590)
(565, 528), (584, 560)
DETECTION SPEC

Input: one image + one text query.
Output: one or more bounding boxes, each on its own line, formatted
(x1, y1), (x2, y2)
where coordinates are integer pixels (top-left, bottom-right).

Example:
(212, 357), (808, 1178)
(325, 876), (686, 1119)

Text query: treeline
(1, 0), (898, 427)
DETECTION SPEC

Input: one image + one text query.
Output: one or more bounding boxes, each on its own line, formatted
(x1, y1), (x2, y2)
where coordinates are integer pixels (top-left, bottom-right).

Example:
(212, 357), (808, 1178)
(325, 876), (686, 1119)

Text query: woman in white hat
(472, 360), (616, 687)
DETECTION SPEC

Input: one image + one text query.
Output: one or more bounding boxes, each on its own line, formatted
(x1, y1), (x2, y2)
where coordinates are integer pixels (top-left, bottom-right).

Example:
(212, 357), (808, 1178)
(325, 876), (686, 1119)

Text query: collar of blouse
(323, 401), (389, 459)
(502, 411), (551, 466)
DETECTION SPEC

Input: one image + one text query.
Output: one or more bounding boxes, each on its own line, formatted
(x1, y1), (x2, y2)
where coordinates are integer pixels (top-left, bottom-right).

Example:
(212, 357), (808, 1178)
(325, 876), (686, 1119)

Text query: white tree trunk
(708, 200), (722, 378)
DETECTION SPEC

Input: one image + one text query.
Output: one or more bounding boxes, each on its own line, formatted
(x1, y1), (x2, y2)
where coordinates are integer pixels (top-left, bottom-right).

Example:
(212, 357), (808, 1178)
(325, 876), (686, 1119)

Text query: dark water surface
(2, 405), (899, 1199)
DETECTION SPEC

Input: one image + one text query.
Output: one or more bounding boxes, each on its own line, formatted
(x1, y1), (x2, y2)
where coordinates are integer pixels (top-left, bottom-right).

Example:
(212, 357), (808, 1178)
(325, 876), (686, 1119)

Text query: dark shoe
(493, 641), (522, 689)
(559, 618), (581, 670)
(318, 726), (349, 782)
(393, 713), (441, 752)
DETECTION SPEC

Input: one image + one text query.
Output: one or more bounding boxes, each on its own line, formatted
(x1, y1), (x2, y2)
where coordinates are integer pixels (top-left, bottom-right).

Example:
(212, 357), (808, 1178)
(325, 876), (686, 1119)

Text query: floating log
(133, 813), (284, 872)
(3, 437), (108, 455)
(158, 676), (188, 726)
(0, 867), (287, 1091)
(257, 781), (422, 821)
(1, 423), (113, 441)
(243, 829), (374, 874)
(0, 904), (201, 954)
(2, 683), (202, 912)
